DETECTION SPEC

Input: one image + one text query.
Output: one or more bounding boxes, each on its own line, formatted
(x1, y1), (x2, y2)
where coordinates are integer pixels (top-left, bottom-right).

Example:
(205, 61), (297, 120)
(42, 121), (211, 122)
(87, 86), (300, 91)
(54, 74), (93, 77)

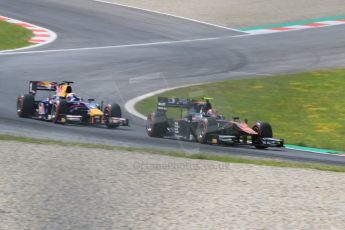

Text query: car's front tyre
(103, 103), (122, 128)
(252, 121), (273, 149)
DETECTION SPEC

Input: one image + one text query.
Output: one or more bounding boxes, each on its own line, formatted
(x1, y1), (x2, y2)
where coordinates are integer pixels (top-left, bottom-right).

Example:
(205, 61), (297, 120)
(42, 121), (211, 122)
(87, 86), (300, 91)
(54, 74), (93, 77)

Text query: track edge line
(91, 0), (246, 33)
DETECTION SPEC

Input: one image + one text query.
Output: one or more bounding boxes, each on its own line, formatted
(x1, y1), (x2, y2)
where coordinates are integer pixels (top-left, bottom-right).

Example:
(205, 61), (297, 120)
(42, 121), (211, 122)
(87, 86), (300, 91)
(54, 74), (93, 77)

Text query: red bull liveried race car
(146, 97), (284, 149)
(17, 81), (129, 128)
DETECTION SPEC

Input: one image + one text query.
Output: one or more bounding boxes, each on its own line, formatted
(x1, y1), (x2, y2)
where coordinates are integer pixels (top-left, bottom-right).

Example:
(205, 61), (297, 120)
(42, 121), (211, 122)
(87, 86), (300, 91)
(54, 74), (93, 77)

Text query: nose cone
(89, 108), (104, 116)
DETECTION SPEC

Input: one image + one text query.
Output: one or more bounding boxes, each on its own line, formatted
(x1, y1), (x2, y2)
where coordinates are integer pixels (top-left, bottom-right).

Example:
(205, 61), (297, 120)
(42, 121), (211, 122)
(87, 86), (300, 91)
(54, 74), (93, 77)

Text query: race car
(17, 81), (129, 128)
(146, 97), (284, 149)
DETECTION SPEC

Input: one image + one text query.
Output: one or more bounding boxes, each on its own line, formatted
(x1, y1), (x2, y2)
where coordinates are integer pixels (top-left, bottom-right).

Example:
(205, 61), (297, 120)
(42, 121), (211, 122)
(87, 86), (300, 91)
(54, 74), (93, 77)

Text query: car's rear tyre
(195, 119), (208, 143)
(104, 103), (122, 128)
(195, 118), (218, 143)
(17, 94), (35, 118)
(146, 111), (168, 137)
(178, 119), (191, 140)
(252, 121), (273, 149)
(51, 100), (68, 123)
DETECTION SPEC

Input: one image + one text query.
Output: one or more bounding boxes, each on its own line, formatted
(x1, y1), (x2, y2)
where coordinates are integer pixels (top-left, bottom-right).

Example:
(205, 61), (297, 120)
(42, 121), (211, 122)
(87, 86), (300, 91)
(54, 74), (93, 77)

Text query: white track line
(125, 83), (205, 120)
(0, 34), (252, 56)
(4, 19), (338, 56)
(91, 0), (245, 33)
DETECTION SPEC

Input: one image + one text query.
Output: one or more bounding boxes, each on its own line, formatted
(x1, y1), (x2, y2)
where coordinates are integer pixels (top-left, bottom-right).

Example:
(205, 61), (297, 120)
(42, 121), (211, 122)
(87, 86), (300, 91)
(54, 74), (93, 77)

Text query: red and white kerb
(244, 18), (345, 35)
(0, 15), (56, 44)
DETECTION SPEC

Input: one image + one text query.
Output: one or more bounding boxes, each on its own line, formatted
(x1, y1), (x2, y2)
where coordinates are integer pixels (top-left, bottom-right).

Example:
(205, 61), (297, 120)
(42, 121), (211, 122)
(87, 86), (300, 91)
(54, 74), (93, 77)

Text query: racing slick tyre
(17, 94), (35, 118)
(146, 111), (168, 137)
(252, 121), (273, 149)
(51, 100), (68, 123)
(178, 119), (191, 141)
(103, 103), (122, 129)
(195, 118), (217, 144)
(195, 119), (208, 143)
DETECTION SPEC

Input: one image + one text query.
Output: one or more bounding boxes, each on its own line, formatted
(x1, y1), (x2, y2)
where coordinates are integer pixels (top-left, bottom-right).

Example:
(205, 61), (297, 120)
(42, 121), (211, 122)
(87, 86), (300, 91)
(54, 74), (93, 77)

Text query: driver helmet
(201, 99), (212, 113)
(206, 109), (218, 117)
(66, 93), (79, 101)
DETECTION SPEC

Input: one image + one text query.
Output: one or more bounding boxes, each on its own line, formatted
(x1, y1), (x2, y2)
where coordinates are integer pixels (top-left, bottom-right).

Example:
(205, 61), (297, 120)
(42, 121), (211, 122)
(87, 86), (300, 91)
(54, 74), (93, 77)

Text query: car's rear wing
(157, 97), (192, 111)
(29, 81), (58, 94)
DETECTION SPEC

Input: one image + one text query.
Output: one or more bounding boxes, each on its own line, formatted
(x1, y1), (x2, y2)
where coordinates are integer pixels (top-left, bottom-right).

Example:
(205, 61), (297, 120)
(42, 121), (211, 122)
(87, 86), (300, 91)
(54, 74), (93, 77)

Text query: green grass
(0, 21), (32, 50)
(136, 69), (345, 152)
(0, 134), (345, 172)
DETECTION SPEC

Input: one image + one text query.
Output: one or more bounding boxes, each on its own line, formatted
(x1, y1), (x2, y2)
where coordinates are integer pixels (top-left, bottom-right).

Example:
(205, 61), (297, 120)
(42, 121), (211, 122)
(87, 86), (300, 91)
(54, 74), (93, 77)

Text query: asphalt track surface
(1, 0), (345, 165)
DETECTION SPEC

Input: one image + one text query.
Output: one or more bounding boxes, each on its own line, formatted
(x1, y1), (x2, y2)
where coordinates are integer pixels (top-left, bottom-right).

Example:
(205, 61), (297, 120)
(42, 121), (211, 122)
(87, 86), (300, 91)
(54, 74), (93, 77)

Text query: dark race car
(17, 81), (129, 128)
(146, 97), (284, 149)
